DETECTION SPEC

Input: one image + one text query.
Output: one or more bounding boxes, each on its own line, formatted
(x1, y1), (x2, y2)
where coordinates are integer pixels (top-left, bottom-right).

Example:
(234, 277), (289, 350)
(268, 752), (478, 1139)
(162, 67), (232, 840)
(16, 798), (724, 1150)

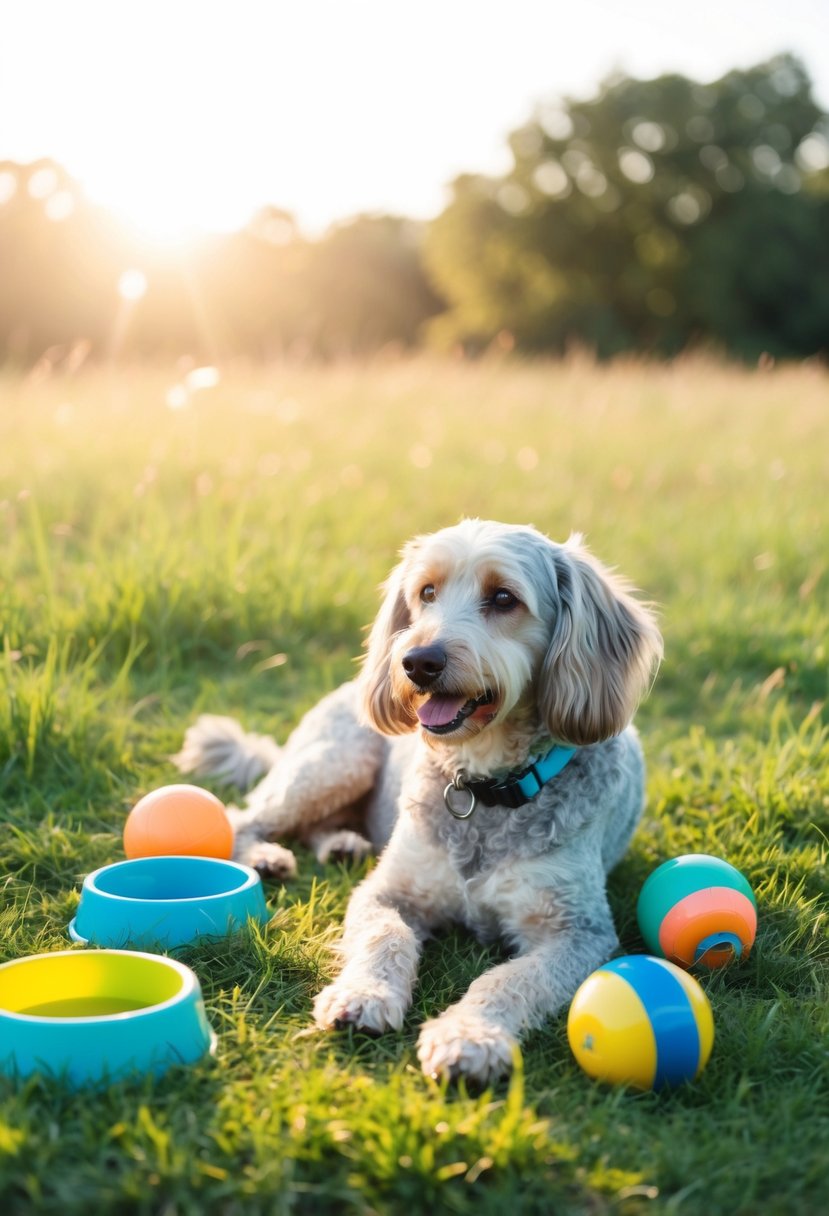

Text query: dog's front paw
(417, 1012), (518, 1084)
(313, 976), (407, 1035)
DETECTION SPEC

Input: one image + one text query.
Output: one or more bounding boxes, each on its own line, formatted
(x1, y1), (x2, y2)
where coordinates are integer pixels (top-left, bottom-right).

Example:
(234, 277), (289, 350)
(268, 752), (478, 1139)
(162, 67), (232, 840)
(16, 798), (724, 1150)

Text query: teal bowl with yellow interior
(0, 949), (217, 1086)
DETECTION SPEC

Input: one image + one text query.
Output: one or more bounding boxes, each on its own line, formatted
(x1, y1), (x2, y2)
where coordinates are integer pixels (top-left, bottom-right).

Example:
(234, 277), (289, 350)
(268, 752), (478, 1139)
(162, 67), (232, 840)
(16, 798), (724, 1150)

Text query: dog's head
(358, 519), (662, 750)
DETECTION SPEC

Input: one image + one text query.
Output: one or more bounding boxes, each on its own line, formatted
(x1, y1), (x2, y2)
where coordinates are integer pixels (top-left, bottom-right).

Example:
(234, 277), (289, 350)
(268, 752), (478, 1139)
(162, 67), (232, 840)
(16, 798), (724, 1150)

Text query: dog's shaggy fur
(175, 519), (662, 1083)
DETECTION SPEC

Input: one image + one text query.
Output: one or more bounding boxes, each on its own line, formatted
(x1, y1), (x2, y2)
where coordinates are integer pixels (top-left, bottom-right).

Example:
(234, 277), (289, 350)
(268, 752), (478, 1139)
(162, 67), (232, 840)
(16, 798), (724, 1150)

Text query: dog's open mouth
(416, 690), (496, 735)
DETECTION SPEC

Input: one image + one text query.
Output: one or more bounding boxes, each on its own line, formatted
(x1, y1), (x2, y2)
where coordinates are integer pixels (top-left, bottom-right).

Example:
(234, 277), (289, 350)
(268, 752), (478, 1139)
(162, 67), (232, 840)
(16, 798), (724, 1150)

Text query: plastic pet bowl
(69, 855), (269, 949)
(0, 949), (216, 1086)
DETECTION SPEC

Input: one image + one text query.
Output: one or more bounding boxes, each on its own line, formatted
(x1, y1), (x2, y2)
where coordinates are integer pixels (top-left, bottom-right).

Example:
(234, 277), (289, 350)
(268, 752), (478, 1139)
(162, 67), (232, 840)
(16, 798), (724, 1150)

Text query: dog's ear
(357, 555), (416, 736)
(537, 537), (663, 746)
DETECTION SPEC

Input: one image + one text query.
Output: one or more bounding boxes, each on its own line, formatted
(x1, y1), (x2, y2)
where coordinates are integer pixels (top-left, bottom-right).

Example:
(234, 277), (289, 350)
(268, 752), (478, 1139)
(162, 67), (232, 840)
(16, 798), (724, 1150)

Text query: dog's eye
(490, 588), (518, 611)
(420, 584), (437, 604)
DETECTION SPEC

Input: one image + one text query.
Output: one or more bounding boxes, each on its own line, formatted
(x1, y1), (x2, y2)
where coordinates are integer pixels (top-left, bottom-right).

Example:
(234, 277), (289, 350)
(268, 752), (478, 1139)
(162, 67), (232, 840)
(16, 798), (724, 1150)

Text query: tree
(0, 164), (445, 363)
(424, 55), (829, 359)
(300, 215), (445, 357)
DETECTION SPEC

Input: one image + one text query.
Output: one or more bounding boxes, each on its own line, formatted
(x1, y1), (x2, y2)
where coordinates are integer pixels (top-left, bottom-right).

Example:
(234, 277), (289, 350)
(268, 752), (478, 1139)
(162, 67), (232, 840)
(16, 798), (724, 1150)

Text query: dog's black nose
(402, 644), (447, 687)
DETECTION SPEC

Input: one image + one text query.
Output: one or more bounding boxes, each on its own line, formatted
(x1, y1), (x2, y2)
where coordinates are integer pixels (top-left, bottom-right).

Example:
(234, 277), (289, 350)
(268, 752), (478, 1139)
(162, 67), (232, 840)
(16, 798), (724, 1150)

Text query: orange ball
(123, 784), (233, 860)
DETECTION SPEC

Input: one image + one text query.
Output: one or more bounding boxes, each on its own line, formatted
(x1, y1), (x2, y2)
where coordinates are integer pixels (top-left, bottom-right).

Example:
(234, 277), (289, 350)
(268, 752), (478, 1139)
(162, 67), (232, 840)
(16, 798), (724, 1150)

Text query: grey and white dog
(175, 519), (663, 1084)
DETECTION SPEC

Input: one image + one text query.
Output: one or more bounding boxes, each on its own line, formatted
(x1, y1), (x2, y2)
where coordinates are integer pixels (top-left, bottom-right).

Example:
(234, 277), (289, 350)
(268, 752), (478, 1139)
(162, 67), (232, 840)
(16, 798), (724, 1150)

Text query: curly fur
(175, 519), (662, 1083)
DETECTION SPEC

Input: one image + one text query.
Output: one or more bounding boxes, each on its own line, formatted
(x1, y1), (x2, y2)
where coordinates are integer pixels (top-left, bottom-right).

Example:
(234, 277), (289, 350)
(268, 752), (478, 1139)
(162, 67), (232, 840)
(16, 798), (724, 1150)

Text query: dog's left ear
(357, 553), (416, 736)
(537, 537), (663, 746)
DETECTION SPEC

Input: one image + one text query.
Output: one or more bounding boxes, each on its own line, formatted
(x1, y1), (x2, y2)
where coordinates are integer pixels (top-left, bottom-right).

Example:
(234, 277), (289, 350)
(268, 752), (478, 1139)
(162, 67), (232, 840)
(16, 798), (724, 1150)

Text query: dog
(175, 519), (662, 1083)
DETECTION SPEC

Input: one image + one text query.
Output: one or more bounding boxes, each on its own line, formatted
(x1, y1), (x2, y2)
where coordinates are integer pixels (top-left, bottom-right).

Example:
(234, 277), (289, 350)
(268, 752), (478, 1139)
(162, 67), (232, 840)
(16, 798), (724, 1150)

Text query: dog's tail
(172, 715), (280, 791)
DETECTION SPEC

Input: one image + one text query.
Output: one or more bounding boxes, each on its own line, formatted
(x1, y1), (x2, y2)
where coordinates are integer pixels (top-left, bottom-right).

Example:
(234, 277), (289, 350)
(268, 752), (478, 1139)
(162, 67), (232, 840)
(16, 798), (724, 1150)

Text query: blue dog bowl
(0, 949), (216, 1086)
(69, 856), (269, 949)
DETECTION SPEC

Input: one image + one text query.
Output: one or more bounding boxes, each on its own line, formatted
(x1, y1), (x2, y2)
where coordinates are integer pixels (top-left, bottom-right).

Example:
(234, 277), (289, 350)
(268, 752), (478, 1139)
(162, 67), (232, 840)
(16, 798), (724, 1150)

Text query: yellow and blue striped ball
(567, 955), (714, 1090)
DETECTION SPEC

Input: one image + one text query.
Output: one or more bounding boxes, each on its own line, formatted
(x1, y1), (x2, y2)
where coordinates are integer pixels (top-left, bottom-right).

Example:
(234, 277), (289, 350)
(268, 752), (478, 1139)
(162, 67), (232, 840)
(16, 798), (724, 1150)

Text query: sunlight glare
(45, 190), (75, 221)
(618, 148), (655, 184)
(165, 384), (189, 410)
(795, 132), (829, 172)
(77, 150), (254, 248)
(0, 171), (17, 206)
(184, 366), (220, 392)
(118, 269), (148, 301)
(28, 166), (58, 198)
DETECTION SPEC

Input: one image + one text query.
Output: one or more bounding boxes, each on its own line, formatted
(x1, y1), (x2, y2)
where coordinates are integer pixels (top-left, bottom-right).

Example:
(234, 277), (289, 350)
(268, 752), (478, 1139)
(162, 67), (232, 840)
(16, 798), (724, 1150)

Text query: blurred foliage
(427, 54), (829, 360)
(0, 180), (443, 363)
(1, 54), (828, 365)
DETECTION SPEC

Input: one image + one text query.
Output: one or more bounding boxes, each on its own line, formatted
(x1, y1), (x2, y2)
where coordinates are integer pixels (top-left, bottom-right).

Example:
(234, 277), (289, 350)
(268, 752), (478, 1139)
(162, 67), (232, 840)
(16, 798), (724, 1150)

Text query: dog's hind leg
(308, 827), (375, 866)
(177, 682), (387, 876)
(241, 682), (386, 829)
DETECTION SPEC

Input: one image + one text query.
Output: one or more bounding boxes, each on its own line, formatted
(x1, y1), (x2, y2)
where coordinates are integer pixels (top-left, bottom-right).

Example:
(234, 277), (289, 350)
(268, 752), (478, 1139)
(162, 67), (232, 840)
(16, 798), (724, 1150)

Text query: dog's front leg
(312, 887), (424, 1035)
(417, 889), (618, 1085)
(313, 828), (458, 1035)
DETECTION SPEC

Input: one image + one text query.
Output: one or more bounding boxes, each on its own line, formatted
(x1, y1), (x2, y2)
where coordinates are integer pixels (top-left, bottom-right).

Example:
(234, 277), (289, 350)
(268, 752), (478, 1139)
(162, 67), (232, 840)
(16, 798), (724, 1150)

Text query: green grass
(1, 354), (828, 1215)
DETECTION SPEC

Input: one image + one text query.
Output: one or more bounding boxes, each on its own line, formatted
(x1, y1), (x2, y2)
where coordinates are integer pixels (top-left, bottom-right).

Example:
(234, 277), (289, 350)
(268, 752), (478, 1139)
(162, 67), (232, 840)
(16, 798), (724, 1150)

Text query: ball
(123, 784), (233, 860)
(637, 853), (757, 969)
(567, 955), (714, 1090)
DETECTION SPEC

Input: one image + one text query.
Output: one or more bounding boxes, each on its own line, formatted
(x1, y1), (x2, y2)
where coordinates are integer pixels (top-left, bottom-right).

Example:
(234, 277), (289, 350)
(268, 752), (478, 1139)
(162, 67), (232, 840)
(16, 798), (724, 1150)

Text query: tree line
(1, 53), (827, 365)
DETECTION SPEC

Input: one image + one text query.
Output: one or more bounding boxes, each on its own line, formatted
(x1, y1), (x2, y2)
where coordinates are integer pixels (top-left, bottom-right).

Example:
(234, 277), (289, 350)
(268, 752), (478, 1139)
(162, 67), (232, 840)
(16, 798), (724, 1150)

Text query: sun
(78, 156), (251, 249)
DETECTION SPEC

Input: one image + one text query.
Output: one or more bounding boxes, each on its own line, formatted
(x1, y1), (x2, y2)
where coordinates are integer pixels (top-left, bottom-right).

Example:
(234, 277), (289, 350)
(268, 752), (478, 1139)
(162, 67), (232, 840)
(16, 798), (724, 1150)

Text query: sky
(1, 0), (827, 240)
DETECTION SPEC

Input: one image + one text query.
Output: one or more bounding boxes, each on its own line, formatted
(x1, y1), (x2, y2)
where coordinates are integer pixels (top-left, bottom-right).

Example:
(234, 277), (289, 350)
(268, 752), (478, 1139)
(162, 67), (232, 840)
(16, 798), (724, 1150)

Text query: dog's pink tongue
(417, 695), (466, 728)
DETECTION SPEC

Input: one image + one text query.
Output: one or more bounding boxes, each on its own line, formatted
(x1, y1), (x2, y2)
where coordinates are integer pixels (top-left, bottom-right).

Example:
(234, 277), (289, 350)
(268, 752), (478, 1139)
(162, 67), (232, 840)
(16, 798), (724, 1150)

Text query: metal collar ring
(443, 771), (477, 820)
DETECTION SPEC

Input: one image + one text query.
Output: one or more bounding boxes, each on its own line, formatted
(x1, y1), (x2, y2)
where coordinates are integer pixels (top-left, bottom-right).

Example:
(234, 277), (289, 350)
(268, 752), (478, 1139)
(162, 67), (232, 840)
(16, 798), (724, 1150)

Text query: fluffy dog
(175, 519), (662, 1083)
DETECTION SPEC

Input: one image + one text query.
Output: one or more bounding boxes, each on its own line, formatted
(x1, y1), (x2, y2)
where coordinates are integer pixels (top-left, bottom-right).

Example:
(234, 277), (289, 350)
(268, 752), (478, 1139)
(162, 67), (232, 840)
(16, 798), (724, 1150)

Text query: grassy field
(1, 354), (828, 1215)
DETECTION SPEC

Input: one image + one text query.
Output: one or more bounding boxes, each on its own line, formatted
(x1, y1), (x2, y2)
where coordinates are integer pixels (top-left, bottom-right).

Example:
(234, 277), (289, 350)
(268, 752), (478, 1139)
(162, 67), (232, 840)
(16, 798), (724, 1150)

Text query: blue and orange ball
(567, 955), (714, 1090)
(637, 854), (757, 970)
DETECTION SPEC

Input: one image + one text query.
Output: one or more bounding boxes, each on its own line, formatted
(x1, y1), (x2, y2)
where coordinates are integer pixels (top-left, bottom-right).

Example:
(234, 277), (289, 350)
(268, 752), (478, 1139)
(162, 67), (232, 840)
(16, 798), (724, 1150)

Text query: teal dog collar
(444, 744), (577, 819)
